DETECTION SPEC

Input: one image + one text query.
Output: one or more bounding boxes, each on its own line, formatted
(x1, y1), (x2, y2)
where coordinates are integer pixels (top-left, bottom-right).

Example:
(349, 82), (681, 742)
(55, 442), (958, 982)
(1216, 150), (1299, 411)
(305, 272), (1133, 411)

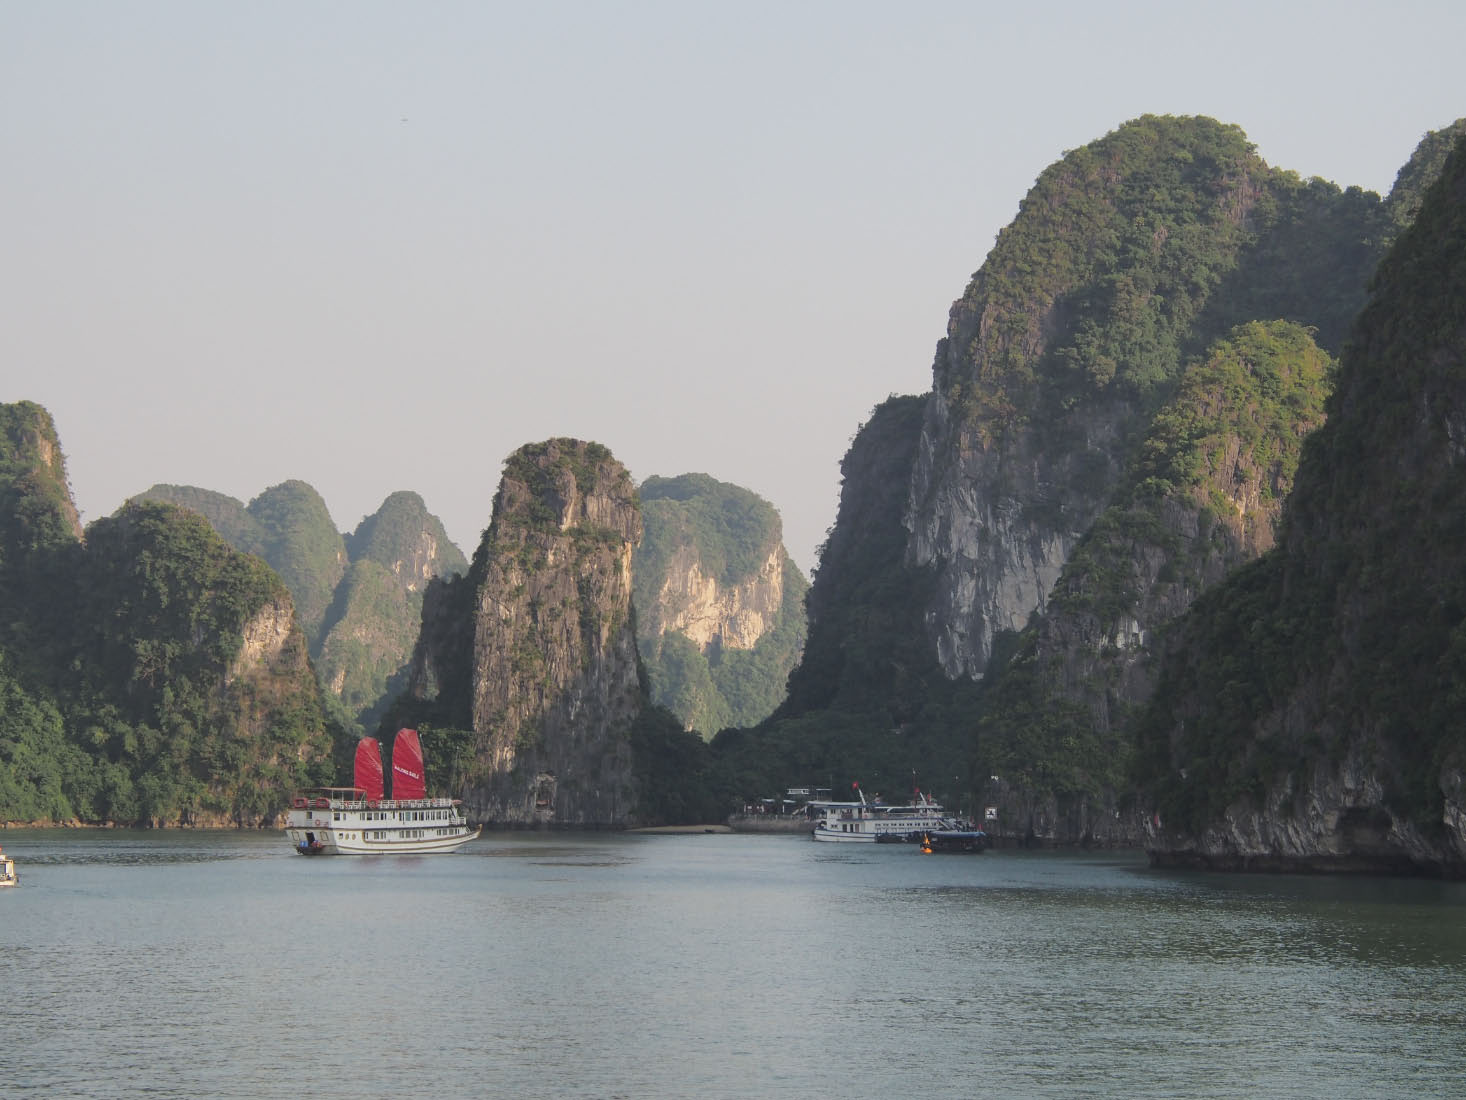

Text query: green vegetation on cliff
(633, 474), (808, 737)
(0, 401), (80, 601)
(0, 460), (336, 824)
(729, 117), (1455, 828)
(1135, 134), (1466, 845)
(938, 115), (1380, 457)
(638, 474), (782, 587)
(140, 483), (466, 734)
(137, 479), (345, 648)
(315, 491), (466, 732)
(975, 321), (1333, 803)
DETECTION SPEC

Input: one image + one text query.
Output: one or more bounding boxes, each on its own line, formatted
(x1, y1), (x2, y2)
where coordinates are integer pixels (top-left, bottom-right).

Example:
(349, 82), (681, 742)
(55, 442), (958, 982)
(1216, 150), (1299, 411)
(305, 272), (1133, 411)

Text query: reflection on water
(1, 831), (1463, 1098)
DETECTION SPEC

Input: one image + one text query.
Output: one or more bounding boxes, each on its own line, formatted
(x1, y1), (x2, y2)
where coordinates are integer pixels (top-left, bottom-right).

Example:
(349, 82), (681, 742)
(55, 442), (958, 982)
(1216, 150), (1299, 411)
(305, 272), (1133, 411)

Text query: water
(2, 830), (1464, 1099)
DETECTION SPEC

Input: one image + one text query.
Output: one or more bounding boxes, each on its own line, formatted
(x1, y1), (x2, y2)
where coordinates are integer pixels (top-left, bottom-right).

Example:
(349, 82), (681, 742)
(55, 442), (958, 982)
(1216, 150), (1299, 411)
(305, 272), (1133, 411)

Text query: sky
(4, 2), (1463, 573)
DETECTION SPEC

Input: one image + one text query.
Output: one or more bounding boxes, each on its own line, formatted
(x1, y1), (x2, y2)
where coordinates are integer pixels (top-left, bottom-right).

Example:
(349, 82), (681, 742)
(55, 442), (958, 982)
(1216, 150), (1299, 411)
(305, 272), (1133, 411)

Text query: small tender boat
(0, 846), (17, 887)
(284, 729), (481, 856)
(918, 829), (990, 854)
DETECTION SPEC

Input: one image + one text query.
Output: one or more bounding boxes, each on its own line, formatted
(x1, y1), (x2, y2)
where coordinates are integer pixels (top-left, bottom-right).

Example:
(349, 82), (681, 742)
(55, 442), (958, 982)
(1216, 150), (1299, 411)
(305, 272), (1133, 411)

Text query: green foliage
(142, 484), (467, 734)
(628, 705), (730, 824)
(634, 474), (808, 736)
(344, 490), (467, 577)
(0, 402), (80, 608)
(638, 473), (781, 587)
(134, 485), (264, 555)
(976, 321), (1333, 811)
(1137, 133), (1466, 835)
(1383, 118), (1466, 235)
(244, 480), (347, 649)
(0, 487), (336, 826)
(947, 116), (1263, 428)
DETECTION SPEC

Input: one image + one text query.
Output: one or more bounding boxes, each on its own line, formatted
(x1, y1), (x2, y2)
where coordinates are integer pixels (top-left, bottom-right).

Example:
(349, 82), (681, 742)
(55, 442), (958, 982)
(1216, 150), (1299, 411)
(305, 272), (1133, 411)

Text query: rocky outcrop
(315, 492), (466, 728)
(408, 439), (644, 825)
(974, 322), (1333, 845)
(139, 483), (466, 730)
(0, 400), (84, 556)
(646, 543), (785, 651)
(228, 595), (297, 686)
(633, 473), (808, 735)
(906, 118), (1305, 682)
(1149, 748), (1466, 877)
(1140, 134), (1466, 877)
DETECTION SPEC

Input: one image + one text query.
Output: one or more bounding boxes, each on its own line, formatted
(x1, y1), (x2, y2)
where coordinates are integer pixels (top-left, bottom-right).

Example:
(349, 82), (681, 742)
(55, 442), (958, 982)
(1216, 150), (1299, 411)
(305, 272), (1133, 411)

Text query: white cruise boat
(0, 845), (17, 887)
(810, 787), (962, 843)
(285, 729), (480, 856)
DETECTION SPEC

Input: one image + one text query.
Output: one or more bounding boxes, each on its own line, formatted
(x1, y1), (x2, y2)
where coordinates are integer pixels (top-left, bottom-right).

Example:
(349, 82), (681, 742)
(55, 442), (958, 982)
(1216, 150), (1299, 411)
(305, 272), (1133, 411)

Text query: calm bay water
(1, 829), (1464, 1099)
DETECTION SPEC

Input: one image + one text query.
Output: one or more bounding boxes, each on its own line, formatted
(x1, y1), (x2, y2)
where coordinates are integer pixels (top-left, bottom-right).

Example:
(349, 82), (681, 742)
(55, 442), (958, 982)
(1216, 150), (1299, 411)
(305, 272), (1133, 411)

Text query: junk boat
(285, 729), (481, 856)
(811, 785), (978, 844)
(0, 845), (16, 887)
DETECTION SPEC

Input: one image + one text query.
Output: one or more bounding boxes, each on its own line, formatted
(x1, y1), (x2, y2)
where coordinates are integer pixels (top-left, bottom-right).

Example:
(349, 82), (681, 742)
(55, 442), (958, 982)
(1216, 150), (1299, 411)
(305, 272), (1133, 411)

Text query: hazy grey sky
(4, 2), (1463, 571)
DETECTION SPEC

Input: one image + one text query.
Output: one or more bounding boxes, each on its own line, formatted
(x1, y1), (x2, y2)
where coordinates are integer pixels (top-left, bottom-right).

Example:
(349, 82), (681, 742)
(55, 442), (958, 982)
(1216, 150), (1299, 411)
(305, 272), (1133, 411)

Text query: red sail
(391, 728), (427, 801)
(354, 738), (385, 801)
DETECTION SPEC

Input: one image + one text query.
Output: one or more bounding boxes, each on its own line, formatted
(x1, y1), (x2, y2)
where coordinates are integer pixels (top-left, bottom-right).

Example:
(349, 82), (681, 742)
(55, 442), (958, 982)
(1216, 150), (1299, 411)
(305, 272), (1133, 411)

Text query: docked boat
(284, 729), (481, 856)
(0, 845), (17, 887)
(811, 786), (968, 843)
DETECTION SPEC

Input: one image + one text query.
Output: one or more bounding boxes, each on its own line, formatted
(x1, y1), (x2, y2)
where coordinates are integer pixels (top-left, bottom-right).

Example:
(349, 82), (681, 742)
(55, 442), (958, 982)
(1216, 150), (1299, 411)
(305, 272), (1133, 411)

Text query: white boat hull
(811, 826), (877, 843)
(285, 792), (479, 856)
(286, 824), (481, 855)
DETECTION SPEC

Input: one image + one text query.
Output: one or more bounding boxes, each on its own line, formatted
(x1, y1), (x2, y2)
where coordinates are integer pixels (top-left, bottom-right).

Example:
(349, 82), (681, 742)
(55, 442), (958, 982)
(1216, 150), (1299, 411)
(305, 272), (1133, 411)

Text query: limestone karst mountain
(400, 439), (648, 825)
(738, 116), (1466, 863)
(136, 483), (466, 731)
(0, 403), (333, 825)
(1135, 133), (1466, 876)
(633, 473), (807, 738)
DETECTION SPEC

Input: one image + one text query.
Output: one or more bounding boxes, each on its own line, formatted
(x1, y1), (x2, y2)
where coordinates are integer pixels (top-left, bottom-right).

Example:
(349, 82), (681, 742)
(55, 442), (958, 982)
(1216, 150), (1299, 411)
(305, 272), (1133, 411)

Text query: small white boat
(810, 786), (967, 843)
(0, 847), (17, 887)
(284, 729), (481, 856)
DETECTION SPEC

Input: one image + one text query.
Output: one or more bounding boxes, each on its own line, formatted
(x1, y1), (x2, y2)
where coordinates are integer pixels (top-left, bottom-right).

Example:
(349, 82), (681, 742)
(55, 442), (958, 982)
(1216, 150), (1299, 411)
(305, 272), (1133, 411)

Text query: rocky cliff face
(644, 542), (786, 651)
(315, 491), (467, 728)
(1139, 135), (1466, 876)
(407, 439), (644, 825)
(904, 116), (1360, 682)
(138, 483), (466, 730)
(975, 321), (1333, 844)
(633, 473), (807, 735)
(0, 401), (84, 560)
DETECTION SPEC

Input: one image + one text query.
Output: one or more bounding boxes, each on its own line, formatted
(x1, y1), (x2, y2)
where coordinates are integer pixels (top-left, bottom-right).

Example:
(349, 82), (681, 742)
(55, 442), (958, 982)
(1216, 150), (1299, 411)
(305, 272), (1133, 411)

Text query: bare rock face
(1150, 749), (1466, 876)
(631, 473), (808, 736)
(414, 439), (644, 825)
(904, 118), (1272, 681)
(906, 384), (1115, 678)
(646, 543), (785, 652)
(228, 596), (297, 685)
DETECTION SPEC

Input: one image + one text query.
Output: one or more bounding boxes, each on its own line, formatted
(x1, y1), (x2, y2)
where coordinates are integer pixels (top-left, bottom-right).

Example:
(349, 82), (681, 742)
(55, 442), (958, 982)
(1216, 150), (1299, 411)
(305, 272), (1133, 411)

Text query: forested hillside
(1, 407), (336, 825)
(138, 483), (466, 732)
(1135, 134), (1466, 875)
